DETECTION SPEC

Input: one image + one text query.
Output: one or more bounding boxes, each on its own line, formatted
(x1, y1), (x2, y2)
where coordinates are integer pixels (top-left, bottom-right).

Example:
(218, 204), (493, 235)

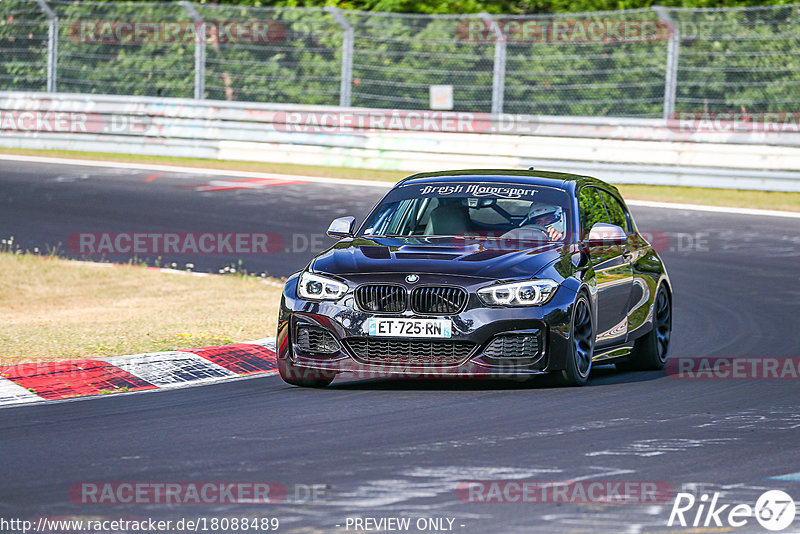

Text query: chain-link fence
(0, 0), (50, 92)
(1, 1), (798, 118)
(670, 5), (800, 115)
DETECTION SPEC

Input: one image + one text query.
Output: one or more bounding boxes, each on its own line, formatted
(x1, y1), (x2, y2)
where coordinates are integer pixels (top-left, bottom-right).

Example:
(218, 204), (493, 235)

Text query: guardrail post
(34, 0), (57, 92)
(480, 13), (505, 115)
(653, 6), (680, 121)
(181, 1), (206, 100)
(326, 6), (354, 108)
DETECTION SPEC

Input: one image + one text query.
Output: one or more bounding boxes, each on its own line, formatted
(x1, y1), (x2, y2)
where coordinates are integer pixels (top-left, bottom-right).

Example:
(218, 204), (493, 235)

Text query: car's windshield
(360, 181), (571, 242)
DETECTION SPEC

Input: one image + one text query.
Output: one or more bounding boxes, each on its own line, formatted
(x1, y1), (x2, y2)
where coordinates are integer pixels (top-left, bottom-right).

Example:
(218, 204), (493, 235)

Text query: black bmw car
(277, 169), (672, 387)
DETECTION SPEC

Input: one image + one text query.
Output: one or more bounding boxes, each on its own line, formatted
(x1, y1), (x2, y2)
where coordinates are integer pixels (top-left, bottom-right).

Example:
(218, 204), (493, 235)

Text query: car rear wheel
(617, 285), (671, 371)
(559, 293), (594, 386)
(278, 357), (335, 388)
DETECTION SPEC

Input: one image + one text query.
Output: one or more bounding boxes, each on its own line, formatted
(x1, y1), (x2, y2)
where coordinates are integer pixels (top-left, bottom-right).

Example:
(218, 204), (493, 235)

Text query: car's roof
(397, 169), (618, 196)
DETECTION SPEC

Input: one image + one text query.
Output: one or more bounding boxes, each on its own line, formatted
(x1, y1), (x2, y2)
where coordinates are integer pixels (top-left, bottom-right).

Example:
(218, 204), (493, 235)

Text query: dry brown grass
(0, 252), (283, 365)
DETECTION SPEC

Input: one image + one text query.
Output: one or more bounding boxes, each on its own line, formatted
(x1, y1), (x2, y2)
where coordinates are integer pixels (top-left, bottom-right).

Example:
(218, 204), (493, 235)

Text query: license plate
(368, 318), (452, 338)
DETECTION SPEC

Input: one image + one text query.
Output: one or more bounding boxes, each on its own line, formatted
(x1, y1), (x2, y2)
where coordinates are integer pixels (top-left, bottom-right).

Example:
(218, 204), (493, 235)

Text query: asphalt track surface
(1, 160), (800, 533)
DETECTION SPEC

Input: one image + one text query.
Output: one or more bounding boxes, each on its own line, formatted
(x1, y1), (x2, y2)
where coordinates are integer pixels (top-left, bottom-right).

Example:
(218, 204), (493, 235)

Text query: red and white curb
(0, 338), (278, 407)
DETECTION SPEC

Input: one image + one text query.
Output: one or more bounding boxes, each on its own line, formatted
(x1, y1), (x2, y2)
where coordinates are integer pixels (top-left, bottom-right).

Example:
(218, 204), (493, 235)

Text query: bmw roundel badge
(406, 274), (420, 283)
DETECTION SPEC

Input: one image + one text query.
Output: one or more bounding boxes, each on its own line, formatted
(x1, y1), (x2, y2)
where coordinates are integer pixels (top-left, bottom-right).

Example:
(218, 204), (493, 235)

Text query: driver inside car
(525, 204), (565, 241)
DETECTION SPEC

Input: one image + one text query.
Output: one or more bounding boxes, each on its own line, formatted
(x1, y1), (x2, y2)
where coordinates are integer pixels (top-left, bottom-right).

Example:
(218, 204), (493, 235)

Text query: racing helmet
(527, 204), (563, 225)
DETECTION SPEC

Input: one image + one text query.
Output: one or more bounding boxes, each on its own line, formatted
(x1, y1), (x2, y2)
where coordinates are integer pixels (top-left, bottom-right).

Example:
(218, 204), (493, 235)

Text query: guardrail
(2, 91), (800, 192)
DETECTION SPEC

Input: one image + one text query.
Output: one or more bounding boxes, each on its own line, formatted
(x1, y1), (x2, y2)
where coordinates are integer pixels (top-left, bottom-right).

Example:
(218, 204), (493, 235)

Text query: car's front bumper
(277, 273), (577, 379)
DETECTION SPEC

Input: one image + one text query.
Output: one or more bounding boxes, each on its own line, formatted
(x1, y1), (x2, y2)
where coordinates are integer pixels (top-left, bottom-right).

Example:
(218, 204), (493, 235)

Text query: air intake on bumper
(482, 334), (542, 363)
(345, 338), (476, 366)
(296, 326), (340, 354)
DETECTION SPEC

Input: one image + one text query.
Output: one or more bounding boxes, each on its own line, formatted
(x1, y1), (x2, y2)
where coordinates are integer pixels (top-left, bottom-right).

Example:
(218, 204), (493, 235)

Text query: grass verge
(1, 147), (798, 212)
(0, 251), (283, 365)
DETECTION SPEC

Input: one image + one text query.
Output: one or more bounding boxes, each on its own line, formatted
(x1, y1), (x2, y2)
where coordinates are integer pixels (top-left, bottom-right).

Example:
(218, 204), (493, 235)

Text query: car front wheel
(559, 293), (595, 386)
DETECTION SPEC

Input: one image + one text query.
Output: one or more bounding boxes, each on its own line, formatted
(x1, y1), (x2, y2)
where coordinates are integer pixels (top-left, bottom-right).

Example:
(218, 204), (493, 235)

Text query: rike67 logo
(668, 490), (796, 531)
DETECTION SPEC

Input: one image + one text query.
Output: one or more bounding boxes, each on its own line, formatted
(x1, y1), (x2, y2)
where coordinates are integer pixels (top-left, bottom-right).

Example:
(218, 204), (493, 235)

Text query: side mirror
(587, 223), (627, 246)
(327, 216), (355, 239)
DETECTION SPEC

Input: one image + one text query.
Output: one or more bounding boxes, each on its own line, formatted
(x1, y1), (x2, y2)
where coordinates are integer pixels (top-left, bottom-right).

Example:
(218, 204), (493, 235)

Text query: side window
(578, 187), (610, 235)
(598, 190), (629, 231)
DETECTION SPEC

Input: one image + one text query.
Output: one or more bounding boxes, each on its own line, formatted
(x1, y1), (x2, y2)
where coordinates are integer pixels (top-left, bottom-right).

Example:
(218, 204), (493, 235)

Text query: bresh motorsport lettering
(418, 183), (538, 199)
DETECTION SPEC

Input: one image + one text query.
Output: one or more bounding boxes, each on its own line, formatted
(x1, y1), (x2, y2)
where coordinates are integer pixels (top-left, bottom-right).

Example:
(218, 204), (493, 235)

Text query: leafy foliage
(1, 0), (798, 117)
(204, 0), (798, 15)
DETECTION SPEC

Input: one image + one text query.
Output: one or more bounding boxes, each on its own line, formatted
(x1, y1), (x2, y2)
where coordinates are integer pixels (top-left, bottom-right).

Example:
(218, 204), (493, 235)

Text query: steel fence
(0, 1), (798, 119)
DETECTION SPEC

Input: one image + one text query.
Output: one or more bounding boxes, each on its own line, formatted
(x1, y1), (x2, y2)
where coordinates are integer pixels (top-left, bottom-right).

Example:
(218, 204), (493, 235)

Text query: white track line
(0, 154), (393, 188)
(2, 153), (799, 218)
(70, 260), (285, 287)
(626, 199), (800, 219)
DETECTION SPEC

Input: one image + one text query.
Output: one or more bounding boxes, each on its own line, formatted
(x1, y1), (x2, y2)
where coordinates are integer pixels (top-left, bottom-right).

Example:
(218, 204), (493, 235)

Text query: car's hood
(310, 236), (567, 280)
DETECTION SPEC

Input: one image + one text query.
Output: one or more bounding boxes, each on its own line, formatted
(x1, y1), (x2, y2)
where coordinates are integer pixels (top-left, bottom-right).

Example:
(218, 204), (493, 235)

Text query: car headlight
(296, 272), (348, 301)
(478, 279), (559, 307)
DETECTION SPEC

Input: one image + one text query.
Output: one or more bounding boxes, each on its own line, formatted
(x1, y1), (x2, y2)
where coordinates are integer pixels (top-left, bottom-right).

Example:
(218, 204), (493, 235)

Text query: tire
(618, 285), (671, 371)
(278, 357), (335, 388)
(559, 293), (595, 386)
